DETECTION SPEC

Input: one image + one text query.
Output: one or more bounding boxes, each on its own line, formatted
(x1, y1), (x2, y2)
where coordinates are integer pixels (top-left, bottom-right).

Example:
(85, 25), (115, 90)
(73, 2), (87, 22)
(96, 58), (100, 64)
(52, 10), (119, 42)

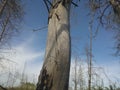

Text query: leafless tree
(85, 46), (92, 90)
(0, 0), (24, 47)
(72, 57), (79, 90)
(78, 58), (85, 90)
(0, 0), (23, 89)
(36, 0), (79, 90)
(85, 31), (93, 90)
(85, 18), (94, 90)
(88, 0), (120, 56)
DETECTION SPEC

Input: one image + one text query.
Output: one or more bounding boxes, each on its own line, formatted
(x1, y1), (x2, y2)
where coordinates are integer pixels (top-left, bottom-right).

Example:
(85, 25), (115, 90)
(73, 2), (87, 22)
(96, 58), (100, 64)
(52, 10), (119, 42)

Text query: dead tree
(36, 0), (80, 90)
(36, 0), (71, 90)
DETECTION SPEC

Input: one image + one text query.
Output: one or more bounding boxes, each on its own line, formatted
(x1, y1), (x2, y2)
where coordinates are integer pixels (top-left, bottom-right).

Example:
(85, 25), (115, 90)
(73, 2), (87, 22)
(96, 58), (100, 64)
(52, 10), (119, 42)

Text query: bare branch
(33, 26), (48, 32)
(99, 4), (110, 25)
(71, 1), (78, 7)
(0, 12), (10, 42)
(0, 0), (8, 17)
(43, 0), (50, 13)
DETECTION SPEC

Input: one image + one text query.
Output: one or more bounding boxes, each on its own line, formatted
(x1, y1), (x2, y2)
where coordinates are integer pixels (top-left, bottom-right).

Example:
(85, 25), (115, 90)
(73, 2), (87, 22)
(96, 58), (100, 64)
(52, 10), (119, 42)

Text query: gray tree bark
(36, 1), (71, 90)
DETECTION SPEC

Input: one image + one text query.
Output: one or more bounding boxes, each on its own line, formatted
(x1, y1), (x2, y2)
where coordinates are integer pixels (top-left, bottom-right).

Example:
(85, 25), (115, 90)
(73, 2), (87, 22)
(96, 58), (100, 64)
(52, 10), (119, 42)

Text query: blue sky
(1, 0), (120, 86)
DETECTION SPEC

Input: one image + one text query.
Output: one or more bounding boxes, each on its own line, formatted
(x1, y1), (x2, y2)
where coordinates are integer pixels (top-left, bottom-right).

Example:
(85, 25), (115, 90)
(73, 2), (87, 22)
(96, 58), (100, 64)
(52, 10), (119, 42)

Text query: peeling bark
(36, 1), (71, 90)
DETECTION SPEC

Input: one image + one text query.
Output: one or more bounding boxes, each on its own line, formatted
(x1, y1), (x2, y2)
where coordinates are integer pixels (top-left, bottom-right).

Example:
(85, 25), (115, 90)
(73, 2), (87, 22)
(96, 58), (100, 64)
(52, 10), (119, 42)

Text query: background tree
(78, 58), (85, 90)
(72, 56), (85, 90)
(0, 0), (24, 89)
(88, 0), (120, 56)
(72, 57), (79, 90)
(0, 0), (24, 47)
(0, 0), (24, 73)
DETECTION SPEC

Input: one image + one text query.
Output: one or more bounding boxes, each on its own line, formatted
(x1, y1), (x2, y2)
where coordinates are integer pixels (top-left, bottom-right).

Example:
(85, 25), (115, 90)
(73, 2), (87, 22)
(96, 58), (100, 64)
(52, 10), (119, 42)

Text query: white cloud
(0, 36), (44, 85)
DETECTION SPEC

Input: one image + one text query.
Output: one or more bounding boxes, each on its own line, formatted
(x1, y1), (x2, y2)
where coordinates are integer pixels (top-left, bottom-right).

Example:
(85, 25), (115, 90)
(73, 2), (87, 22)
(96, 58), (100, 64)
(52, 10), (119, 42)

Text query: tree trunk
(36, 1), (71, 90)
(88, 15), (93, 90)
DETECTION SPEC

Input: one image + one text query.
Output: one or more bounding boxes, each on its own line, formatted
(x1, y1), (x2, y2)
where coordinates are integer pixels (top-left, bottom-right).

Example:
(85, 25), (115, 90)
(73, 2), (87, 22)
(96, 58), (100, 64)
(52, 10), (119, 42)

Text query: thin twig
(43, 0), (50, 13)
(71, 1), (78, 7)
(33, 26), (48, 32)
(99, 4), (110, 25)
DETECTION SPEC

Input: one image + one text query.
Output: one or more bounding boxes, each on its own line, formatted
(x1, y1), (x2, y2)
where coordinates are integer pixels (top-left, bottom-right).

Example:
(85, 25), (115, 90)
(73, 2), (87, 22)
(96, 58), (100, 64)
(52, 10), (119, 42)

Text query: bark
(36, 1), (71, 90)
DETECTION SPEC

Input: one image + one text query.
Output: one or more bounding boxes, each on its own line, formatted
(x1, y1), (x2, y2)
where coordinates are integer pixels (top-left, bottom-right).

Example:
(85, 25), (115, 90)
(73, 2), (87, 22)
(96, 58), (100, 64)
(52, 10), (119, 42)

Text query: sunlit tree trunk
(36, 0), (71, 90)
